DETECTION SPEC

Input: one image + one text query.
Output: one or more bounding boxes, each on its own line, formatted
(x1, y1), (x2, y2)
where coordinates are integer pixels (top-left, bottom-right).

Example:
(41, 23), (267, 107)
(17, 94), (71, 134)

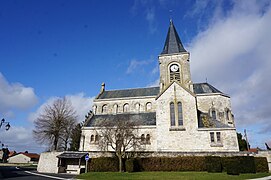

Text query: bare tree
(33, 98), (77, 151)
(58, 117), (76, 150)
(96, 117), (142, 172)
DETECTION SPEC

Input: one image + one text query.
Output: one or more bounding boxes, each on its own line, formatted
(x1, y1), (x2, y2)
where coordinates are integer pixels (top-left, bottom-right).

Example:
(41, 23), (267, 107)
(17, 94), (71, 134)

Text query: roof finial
(169, 10), (173, 23)
(101, 82), (105, 93)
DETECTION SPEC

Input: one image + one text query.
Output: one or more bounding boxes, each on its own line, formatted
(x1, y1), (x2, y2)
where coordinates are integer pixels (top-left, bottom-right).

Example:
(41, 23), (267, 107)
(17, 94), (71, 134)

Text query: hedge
(224, 157), (240, 175)
(205, 156), (222, 173)
(221, 156), (256, 174)
(89, 157), (119, 172)
(238, 156), (256, 173)
(126, 157), (206, 172)
(254, 157), (269, 173)
(89, 156), (268, 173)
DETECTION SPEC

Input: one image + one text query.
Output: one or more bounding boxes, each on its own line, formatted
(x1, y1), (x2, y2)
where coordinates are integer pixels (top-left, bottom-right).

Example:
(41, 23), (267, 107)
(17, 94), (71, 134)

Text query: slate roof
(97, 83), (223, 100)
(97, 87), (160, 99)
(86, 112), (156, 127)
(57, 152), (88, 159)
(198, 111), (232, 128)
(20, 153), (40, 159)
(161, 20), (187, 55)
(193, 83), (222, 94)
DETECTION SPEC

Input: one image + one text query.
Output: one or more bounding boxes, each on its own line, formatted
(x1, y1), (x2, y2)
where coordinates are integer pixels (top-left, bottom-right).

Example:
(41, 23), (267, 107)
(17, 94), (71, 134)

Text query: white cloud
(130, 0), (157, 34)
(147, 78), (159, 87)
(0, 72), (38, 117)
(126, 57), (154, 74)
(187, 0), (271, 147)
(0, 126), (44, 153)
(146, 7), (157, 34)
(66, 93), (95, 122)
(29, 93), (95, 123)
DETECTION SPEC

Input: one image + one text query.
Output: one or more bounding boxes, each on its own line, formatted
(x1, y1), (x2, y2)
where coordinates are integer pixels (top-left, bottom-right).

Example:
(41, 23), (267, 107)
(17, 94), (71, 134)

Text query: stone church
(79, 20), (239, 153)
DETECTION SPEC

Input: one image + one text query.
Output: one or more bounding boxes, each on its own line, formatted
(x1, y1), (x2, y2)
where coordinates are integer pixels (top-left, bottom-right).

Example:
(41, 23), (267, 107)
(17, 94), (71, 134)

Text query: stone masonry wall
(81, 126), (157, 152)
(37, 151), (62, 174)
(156, 82), (239, 152)
(93, 96), (156, 115)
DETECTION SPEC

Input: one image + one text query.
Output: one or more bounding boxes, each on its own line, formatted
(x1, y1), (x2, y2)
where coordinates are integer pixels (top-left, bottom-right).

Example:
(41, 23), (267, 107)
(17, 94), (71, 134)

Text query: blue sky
(0, 0), (270, 153)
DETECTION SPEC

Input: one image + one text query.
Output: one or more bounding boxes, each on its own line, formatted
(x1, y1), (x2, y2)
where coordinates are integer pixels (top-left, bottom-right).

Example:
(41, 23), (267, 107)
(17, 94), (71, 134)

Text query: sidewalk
(248, 175), (271, 180)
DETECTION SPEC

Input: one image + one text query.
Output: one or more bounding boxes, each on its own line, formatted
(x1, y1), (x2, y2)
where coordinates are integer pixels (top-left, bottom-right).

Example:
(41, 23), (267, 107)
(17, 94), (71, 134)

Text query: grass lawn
(77, 171), (271, 180)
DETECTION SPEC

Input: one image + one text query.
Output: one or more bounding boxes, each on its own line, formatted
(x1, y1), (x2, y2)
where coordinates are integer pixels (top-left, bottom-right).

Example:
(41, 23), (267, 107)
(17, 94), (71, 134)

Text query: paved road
(0, 166), (76, 179)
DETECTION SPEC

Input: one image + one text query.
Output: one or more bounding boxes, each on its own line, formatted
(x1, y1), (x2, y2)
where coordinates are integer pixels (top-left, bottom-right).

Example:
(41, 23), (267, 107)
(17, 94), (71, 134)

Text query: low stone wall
(87, 150), (250, 158)
(37, 151), (62, 174)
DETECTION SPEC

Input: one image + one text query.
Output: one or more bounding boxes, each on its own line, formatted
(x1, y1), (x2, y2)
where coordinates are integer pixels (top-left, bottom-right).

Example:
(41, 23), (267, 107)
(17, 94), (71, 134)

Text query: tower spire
(161, 20), (187, 55)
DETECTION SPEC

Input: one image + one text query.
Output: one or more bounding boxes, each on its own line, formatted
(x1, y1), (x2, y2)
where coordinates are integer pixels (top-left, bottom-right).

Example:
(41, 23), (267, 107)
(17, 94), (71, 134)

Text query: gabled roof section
(97, 87), (160, 99)
(19, 153), (40, 159)
(85, 112), (156, 127)
(57, 152), (88, 159)
(193, 83), (222, 94)
(156, 81), (196, 100)
(161, 20), (187, 55)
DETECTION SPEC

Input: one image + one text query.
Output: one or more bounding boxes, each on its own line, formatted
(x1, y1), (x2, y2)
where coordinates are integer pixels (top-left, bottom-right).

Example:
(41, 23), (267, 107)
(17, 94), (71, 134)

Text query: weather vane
(169, 10), (173, 21)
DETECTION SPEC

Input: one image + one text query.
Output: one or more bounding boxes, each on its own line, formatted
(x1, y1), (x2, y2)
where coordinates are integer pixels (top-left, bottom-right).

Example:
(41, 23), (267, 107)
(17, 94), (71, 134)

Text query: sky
(0, 0), (270, 153)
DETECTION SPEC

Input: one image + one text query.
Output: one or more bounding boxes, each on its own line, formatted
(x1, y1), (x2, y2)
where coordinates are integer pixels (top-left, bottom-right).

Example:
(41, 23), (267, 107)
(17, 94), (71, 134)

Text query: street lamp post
(0, 118), (11, 131)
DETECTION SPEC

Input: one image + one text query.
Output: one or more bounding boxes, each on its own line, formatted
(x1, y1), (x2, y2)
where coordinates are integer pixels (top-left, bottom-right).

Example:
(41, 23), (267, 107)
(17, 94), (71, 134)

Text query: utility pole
(244, 129), (250, 151)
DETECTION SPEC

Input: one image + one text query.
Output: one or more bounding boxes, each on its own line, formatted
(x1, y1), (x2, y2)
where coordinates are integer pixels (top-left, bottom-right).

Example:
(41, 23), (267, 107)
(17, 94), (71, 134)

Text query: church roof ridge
(96, 86), (160, 99)
(102, 86), (159, 92)
(161, 20), (187, 55)
(193, 82), (223, 94)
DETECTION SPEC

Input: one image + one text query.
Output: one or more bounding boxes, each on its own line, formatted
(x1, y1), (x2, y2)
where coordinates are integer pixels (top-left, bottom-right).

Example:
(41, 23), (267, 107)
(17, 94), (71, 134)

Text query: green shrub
(221, 156), (256, 174)
(255, 157), (269, 173)
(224, 157), (240, 175)
(89, 157), (118, 172)
(125, 158), (141, 172)
(125, 158), (134, 172)
(134, 156), (206, 172)
(140, 157), (161, 171)
(205, 156), (222, 173)
(238, 156), (256, 173)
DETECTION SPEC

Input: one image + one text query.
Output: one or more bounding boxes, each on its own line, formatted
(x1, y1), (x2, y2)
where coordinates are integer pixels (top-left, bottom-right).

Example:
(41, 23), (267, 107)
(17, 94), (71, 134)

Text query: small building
(37, 151), (88, 174)
(57, 152), (88, 174)
(8, 153), (39, 164)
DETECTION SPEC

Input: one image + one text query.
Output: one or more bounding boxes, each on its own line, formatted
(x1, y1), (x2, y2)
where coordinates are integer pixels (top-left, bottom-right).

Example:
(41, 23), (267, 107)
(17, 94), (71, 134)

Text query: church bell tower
(159, 20), (193, 91)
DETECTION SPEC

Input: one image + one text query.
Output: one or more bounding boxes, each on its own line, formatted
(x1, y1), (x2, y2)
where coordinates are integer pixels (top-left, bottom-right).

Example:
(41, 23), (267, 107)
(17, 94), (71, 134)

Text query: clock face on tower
(170, 64), (179, 72)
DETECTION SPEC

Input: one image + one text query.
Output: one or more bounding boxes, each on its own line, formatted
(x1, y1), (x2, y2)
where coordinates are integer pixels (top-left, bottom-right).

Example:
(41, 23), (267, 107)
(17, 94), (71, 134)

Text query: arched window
(226, 109), (230, 120)
(123, 103), (129, 113)
(93, 105), (97, 114)
(210, 132), (215, 143)
(212, 110), (216, 120)
(90, 135), (94, 142)
(216, 132), (221, 143)
(95, 135), (99, 142)
(170, 102), (175, 126)
(113, 104), (118, 114)
(102, 105), (107, 114)
(146, 102), (152, 111)
(177, 102), (183, 126)
(141, 134), (145, 142)
(135, 103), (140, 112)
(146, 134), (151, 144)
(82, 135), (85, 150)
